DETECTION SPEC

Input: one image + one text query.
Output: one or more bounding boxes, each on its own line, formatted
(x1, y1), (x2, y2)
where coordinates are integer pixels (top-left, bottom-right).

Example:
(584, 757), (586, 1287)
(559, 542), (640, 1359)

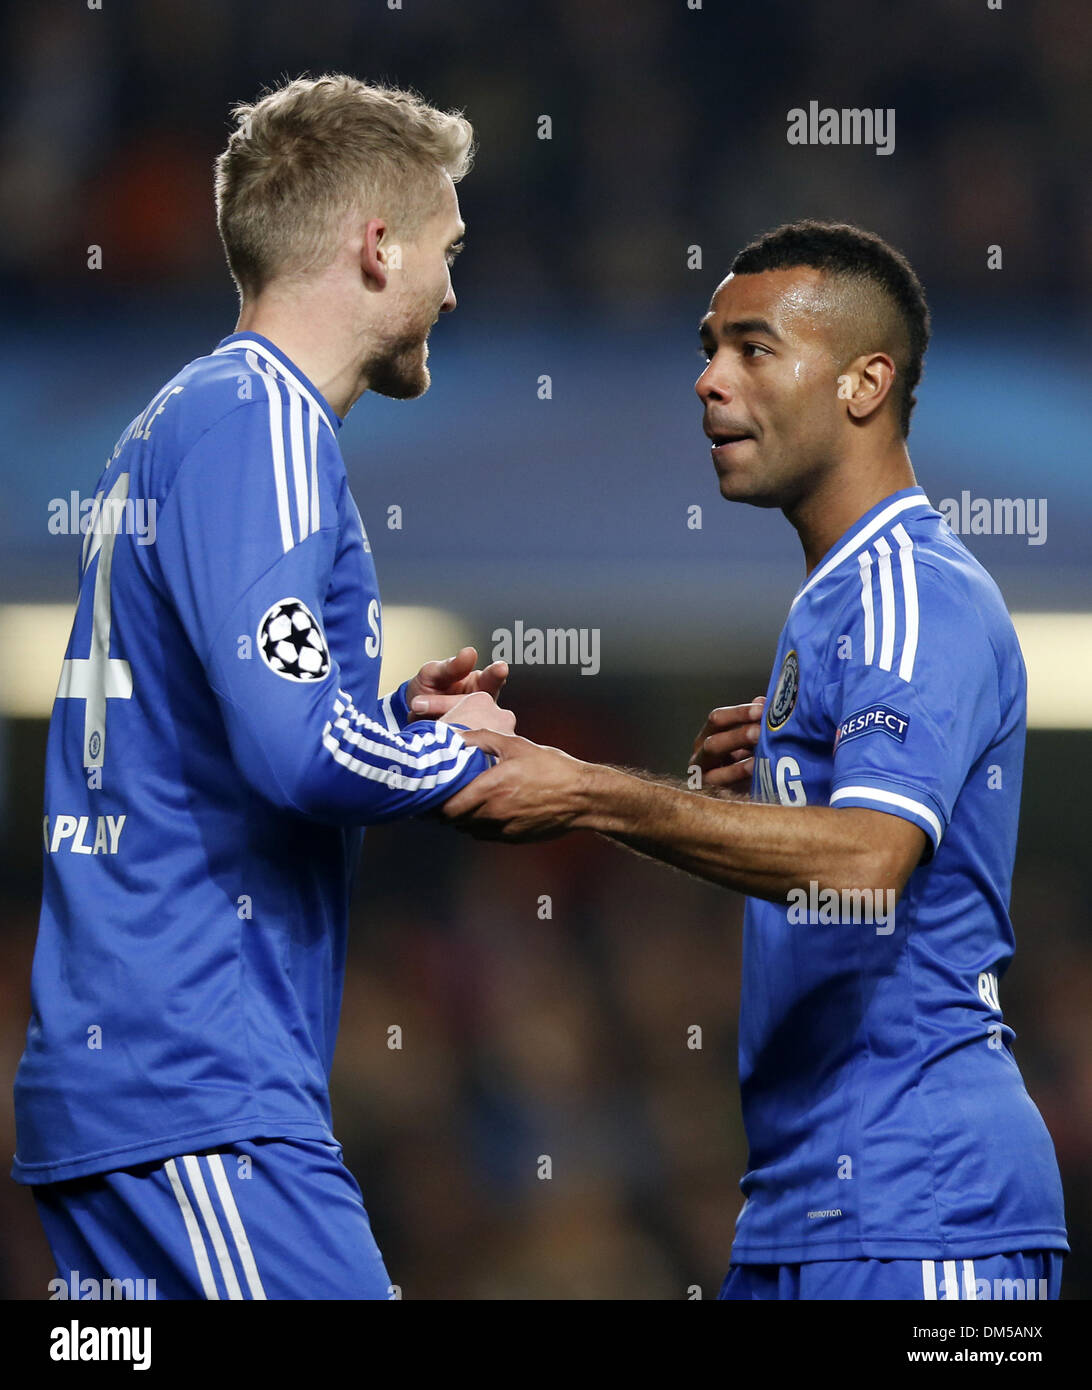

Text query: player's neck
(790, 444), (916, 576)
(234, 293), (371, 420)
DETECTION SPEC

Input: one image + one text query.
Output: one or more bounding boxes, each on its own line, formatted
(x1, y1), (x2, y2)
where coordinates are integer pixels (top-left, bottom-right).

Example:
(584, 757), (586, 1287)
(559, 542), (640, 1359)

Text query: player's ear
(842, 351), (896, 423)
(361, 218), (389, 292)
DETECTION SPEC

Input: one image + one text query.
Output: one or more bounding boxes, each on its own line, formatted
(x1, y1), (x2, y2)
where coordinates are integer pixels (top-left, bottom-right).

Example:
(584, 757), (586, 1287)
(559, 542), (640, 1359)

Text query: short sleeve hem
(829, 777), (946, 851)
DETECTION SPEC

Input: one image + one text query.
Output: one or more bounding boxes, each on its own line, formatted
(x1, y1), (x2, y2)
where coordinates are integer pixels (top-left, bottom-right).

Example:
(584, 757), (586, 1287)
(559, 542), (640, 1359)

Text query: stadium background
(0, 0), (1089, 1299)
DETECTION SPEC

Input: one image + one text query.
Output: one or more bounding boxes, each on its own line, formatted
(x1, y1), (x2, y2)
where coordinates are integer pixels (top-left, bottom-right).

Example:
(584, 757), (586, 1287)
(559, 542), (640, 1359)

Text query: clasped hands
(406, 646), (765, 844)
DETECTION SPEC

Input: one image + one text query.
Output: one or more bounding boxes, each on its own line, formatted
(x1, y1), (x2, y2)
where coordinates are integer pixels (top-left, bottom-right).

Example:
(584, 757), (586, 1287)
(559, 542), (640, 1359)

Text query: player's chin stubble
(716, 460), (784, 510)
(365, 337), (431, 400)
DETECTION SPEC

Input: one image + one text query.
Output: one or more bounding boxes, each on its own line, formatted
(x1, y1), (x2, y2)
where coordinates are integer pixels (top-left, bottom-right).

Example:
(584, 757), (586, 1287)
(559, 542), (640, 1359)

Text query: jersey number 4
(55, 473), (134, 768)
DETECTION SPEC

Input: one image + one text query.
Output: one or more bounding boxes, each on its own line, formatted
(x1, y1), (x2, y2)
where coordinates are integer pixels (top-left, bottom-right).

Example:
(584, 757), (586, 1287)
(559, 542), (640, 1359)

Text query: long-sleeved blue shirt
(13, 332), (490, 1183)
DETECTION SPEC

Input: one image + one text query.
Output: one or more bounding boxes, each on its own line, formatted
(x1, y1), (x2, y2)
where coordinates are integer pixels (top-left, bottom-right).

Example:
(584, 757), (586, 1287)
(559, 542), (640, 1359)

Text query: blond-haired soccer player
(14, 75), (510, 1300)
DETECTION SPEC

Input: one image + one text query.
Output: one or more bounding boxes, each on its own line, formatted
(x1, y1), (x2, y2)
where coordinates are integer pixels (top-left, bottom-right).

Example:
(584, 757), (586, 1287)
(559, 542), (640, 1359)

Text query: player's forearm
(223, 680), (491, 825)
(295, 721), (493, 824)
(574, 764), (886, 901)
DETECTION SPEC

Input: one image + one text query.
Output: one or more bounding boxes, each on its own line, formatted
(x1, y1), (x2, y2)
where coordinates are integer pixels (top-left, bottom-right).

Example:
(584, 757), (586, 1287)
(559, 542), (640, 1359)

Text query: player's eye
(697, 345), (715, 361)
(445, 241), (465, 267)
(742, 342), (770, 358)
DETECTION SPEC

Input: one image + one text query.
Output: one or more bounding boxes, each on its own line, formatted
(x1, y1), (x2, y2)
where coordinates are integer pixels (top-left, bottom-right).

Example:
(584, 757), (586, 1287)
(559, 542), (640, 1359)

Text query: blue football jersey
(731, 485), (1068, 1262)
(13, 332), (491, 1184)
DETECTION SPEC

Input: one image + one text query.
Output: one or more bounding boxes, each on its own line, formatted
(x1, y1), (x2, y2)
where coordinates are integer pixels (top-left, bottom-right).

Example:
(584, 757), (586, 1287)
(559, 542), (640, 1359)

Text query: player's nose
(695, 360), (733, 404)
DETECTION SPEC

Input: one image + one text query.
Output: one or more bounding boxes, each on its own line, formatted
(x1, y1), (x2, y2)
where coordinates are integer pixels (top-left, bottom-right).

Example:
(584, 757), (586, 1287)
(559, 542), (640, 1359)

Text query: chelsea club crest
(766, 649), (799, 731)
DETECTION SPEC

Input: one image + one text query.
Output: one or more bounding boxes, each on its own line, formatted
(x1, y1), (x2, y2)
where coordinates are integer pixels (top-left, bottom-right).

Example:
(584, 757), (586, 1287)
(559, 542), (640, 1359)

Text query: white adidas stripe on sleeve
(892, 523), (919, 681)
(856, 527), (920, 683)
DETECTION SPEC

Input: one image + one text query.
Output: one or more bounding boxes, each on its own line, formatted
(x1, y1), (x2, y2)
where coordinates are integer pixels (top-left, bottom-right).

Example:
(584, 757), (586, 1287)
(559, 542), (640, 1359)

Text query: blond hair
(214, 74), (474, 297)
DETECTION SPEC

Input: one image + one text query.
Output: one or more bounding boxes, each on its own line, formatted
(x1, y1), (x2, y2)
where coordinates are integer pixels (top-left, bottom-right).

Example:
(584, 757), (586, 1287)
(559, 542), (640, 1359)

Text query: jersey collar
(212, 332), (343, 433)
(790, 485), (936, 610)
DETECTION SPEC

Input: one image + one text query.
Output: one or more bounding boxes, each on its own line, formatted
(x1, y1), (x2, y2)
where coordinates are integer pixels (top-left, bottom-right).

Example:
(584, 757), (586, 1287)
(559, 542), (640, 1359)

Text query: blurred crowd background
(1, 0), (1090, 1299)
(2, 0), (1091, 304)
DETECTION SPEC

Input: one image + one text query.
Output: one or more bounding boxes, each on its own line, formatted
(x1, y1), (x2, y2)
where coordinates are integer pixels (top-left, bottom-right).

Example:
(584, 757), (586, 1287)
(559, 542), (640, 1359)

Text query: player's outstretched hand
(438, 690), (516, 736)
(689, 697), (765, 790)
(440, 730), (587, 841)
(405, 646), (510, 718)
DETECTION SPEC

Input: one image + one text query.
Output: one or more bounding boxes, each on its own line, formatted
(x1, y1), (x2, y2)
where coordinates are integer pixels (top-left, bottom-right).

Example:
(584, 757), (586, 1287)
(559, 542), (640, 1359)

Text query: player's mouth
(707, 428), (755, 458)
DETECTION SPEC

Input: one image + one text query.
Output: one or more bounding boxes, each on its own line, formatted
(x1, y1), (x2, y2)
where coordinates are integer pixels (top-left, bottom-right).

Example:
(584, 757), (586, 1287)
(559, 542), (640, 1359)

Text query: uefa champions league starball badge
(258, 597), (331, 682)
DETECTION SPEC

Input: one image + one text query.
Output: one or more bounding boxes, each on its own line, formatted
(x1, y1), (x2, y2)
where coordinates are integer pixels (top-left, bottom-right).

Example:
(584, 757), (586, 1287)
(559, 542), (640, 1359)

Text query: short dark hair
(730, 220), (931, 436)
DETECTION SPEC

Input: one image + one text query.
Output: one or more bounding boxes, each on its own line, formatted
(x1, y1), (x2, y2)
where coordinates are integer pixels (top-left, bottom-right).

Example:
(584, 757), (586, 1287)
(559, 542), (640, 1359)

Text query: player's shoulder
(119, 346), (264, 481)
(811, 490), (1012, 627)
(137, 336), (340, 490)
(168, 349), (263, 444)
(168, 340), (332, 451)
(899, 511), (1015, 632)
(798, 487), (1020, 683)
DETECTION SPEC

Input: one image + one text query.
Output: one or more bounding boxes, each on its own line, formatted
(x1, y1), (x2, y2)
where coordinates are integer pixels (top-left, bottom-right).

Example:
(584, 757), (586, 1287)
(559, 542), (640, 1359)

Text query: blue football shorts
(718, 1250), (1063, 1301)
(33, 1137), (393, 1300)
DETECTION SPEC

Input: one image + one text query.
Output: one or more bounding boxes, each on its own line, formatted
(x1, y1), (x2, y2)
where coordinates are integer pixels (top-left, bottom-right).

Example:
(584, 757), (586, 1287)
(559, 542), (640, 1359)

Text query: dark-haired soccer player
(435, 221), (1069, 1300)
(13, 76), (512, 1300)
